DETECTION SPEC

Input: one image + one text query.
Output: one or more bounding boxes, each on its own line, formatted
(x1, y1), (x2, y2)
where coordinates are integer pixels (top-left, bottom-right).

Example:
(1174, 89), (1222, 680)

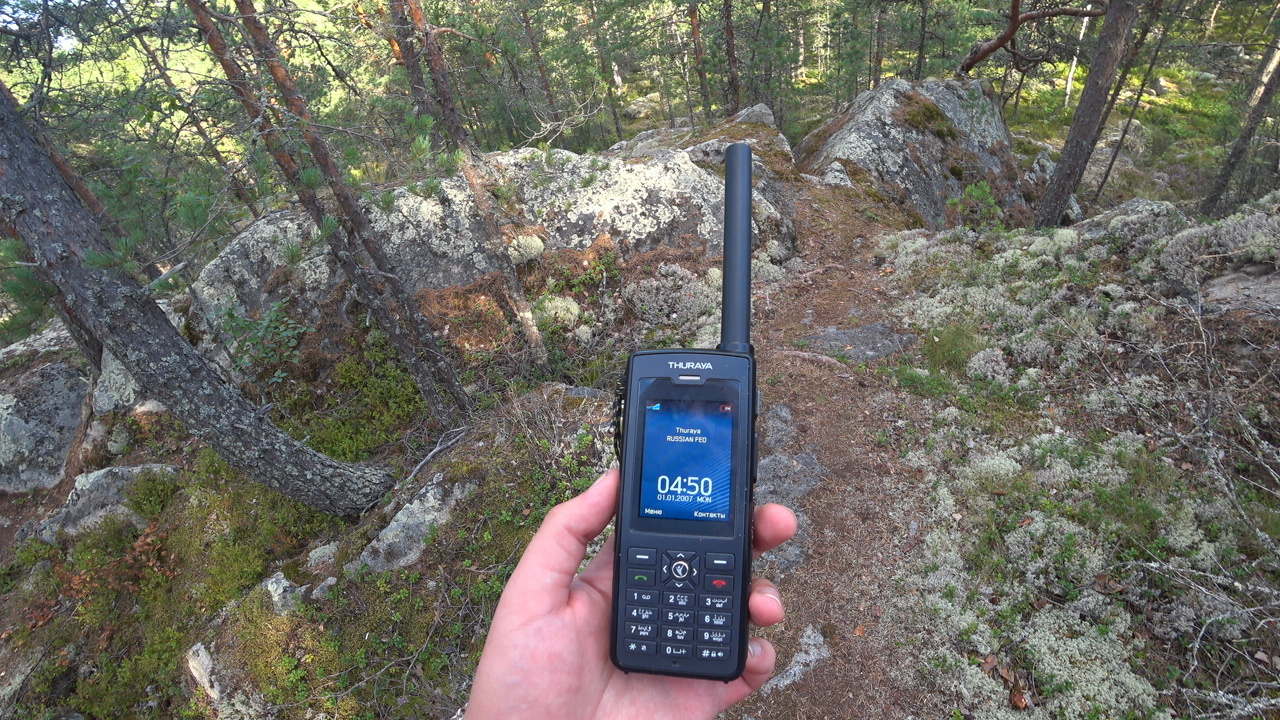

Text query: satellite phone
(610, 143), (758, 681)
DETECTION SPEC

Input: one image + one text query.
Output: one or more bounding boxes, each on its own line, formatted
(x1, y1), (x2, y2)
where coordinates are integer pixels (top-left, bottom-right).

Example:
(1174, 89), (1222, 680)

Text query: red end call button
(705, 575), (733, 591)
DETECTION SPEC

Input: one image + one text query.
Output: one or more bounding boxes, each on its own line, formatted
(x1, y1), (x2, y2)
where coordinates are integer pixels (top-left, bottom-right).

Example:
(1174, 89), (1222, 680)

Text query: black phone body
(610, 348), (757, 681)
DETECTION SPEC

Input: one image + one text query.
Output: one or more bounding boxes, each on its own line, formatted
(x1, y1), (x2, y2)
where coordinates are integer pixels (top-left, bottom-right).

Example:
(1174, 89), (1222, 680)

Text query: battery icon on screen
(719, 404), (732, 412)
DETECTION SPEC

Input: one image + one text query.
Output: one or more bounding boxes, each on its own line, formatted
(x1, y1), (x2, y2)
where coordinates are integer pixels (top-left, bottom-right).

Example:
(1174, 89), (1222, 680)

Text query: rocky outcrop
(35, 465), (177, 542)
(796, 77), (1036, 229)
(0, 360), (88, 493)
(344, 472), (476, 575)
(190, 112), (800, 352)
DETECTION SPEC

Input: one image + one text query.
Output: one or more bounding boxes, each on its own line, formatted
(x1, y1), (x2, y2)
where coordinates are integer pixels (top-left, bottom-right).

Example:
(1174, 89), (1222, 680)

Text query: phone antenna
(719, 143), (753, 354)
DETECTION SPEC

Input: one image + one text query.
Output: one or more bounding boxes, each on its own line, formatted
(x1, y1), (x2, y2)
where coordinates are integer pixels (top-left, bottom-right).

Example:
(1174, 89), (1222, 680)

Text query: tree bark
(1201, 27), (1280, 214)
(915, 0), (929, 80)
(519, 2), (563, 124)
(957, 0), (1106, 75)
(1248, 38), (1280, 112)
(406, 13), (551, 370)
(0, 84), (391, 517)
(1036, 0), (1140, 227)
(688, 0), (713, 120)
(1064, 6), (1093, 108)
(723, 0), (741, 114)
(188, 0), (468, 421)
(112, 0), (261, 219)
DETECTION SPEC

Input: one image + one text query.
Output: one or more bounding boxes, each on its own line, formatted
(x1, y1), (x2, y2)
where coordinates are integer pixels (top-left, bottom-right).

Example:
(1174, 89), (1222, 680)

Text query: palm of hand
(465, 470), (794, 720)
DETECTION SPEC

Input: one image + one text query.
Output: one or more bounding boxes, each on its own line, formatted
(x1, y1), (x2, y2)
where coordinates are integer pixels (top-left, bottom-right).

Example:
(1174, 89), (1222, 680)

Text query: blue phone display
(638, 398), (734, 522)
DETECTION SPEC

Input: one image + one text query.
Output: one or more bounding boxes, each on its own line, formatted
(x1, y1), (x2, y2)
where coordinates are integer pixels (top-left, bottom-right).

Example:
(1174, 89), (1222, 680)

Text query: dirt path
(726, 182), (947, 719)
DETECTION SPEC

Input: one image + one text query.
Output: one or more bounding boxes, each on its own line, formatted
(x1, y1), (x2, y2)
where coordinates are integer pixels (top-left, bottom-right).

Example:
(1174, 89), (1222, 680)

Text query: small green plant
(126, 470), (178, 519)
(221, 300), (309, 386)
(282, 242), (304, 265)
(947, 180), (1003, 229)
(300, 167), (324, 190)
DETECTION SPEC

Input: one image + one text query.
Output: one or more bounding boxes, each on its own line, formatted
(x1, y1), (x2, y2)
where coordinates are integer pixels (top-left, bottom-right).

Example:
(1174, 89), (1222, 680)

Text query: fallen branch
(780, 350), (845, 368)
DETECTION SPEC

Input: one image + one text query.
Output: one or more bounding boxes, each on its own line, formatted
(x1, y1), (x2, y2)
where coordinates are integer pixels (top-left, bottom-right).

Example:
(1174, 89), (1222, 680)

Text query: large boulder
(795, 77), (1035, 229)
(0, 359), (88, 493)
(189, 115), (799, 352)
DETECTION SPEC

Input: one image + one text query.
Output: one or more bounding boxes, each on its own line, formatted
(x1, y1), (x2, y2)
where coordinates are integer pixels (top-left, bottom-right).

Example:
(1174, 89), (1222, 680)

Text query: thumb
(499, 468), (619, 618)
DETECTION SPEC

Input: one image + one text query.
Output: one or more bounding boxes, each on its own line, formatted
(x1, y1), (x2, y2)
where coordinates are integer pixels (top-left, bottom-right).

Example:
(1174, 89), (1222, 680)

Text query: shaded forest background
(2, 0), (1280, 340)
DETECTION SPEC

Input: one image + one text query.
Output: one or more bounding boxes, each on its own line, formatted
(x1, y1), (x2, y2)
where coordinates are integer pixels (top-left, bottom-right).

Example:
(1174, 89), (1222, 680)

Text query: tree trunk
(0, 85), (391, 517)
(1092, 0), (1164, 152)
(723, 0), (741, 114)
(1203, 0), (1221, 38)
(1201, 27), (1280, 214)
(189, 0), (467, 421)
(688, 0), (713, 120)
(1064, 6), (1093, 108)
(113, 0), (261, 219)
(1036, 0), (1140, 227)
(410, 18), (551, 370)
(915, 0), (929, 80)
(383, 0), (436, 120)
(872, 6), (884, 87)
(519, 2), (562, 124)
(1248, 38), (1280, 113)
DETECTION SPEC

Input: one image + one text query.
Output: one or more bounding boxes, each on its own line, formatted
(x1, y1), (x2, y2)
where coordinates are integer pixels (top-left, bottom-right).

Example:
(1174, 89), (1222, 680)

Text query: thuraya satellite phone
(610, 142), (758, 681)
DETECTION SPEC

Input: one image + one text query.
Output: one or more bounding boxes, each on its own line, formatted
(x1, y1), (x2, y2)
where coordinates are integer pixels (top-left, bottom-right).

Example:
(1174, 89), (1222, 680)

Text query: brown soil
(725, 182), (949, 719)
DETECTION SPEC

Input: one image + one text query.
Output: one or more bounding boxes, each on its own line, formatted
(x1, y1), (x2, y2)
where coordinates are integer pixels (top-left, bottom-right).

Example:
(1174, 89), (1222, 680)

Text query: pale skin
(465, 468), (799, 720)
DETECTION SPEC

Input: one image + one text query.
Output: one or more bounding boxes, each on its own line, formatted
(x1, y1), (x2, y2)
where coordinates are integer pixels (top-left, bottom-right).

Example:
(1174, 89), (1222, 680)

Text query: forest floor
(720, 180), (947, 719)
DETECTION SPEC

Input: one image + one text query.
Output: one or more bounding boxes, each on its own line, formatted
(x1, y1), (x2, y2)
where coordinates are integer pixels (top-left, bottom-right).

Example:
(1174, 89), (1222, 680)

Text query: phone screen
(637, 397), (734, 522)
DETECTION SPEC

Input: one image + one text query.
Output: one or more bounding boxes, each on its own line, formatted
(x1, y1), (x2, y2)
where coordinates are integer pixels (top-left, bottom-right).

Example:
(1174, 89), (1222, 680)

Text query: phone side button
(622, 639), (655, 654)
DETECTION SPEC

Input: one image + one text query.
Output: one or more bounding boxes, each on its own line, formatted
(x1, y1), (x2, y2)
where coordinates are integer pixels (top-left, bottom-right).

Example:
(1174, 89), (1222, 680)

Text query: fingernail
(760, 586), (783, 612)
(749, 638), (763, 657)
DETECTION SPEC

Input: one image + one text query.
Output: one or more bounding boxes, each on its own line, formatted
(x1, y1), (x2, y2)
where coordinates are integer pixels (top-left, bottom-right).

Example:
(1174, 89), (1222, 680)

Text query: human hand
(464, 468), (798, 720)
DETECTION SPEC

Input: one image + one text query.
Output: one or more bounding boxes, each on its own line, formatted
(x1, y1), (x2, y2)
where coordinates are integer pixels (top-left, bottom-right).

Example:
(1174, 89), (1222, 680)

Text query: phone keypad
(621, 548), (739, 666)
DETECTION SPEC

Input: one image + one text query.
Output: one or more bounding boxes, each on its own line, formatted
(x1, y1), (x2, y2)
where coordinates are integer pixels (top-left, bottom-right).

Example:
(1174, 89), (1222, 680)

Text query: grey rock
(185, 642), (277, 720)
(1075, 198), (1189, 254)
(802, 321), (918, 361)
(759, 625), (831, 695)
(36, 465), (177, 542)
(820, 163), (853, 187)
(0, 362), (88, 493)
(565, 386), (610, 400)
(261, 572), (308, 615)
(797, 77), (1033, 229)
(344, 472), (476, 574)
(760, 404), (797, 450)
(0, 321), (75, 366)
(623, 92), (663, 119)
(191, 134), (797, 356)
(92, 350), (141, 415)
(304, 542), (339, 574)
(731, 103), (777, 127)
(310, 576), (338, 601)
(186, 643), (222, 703)
(756, 451), (825, 508)
(1202, 271), (1280, 314)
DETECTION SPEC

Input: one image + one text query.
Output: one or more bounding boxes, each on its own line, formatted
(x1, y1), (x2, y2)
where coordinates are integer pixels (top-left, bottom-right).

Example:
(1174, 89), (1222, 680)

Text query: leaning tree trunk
(1035, 0), (1140, 227)
(0, 85), (391, 517)
(1201, 29), (1280, 215)
(688, 0), (713, 120)
(723, 0), (742, 114)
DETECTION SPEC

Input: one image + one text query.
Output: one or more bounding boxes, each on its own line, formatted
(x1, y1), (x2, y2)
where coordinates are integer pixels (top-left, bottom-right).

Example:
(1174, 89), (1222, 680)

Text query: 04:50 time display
(656, 475), (714, 496)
